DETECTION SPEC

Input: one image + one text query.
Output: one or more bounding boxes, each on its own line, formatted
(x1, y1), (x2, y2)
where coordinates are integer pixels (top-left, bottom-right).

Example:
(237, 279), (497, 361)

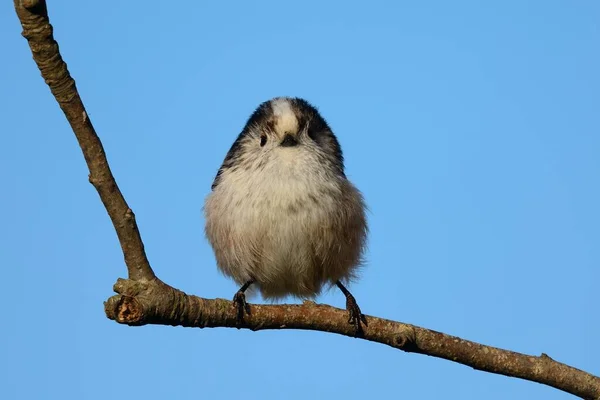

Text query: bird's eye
(260, 135), (267, 147)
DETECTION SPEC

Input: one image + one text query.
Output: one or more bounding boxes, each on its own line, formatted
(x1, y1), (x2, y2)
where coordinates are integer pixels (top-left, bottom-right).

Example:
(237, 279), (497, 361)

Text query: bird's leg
(233, 279), (254, 327)
(336, 281), (368, 336)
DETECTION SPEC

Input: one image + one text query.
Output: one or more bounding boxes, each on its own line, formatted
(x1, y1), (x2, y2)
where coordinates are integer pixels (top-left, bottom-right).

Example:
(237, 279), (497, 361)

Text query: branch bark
(14, 0), (155, 282)
(14, 1), (600, 399)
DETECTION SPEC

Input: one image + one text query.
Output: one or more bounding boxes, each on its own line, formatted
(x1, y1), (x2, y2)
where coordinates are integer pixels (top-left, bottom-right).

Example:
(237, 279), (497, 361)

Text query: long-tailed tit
(204, 97), (368, 333)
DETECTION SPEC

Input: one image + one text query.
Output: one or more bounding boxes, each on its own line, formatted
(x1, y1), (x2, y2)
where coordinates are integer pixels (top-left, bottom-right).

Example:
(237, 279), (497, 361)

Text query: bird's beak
(280, 133), (298, 147)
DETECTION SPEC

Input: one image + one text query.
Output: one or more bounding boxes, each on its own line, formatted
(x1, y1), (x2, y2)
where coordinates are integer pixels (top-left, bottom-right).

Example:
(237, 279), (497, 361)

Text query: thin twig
(14, 0), (155, 281)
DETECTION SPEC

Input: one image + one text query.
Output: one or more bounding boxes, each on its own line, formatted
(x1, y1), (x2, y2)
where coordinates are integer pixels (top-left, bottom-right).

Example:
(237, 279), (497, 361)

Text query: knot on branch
(393, 326), (419, 352)
(108, 277), (161, 322)
(105, 295), (143, 325)
(104, 278), (194, 326)
(104, 278), (160, 325)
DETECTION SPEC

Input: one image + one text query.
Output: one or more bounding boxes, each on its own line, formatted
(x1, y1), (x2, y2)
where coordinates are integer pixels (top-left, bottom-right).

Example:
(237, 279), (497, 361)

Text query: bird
(204, 97), (368, 333)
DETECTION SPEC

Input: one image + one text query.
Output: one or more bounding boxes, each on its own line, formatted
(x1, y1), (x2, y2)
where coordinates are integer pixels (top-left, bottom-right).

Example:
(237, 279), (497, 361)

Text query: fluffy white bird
(204, 97), (368, 332)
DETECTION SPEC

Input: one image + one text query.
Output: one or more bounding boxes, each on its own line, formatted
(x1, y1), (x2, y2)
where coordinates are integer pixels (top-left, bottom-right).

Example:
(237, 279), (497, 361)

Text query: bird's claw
(345, 292), (368, 337)
(233, 290), (251, 327)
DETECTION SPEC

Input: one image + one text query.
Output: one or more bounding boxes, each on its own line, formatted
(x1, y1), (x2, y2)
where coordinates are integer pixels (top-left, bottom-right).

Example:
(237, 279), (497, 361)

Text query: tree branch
(14, 0), (155, 282)
(14, 1), (600, 399)
(104, 278), (600, 399)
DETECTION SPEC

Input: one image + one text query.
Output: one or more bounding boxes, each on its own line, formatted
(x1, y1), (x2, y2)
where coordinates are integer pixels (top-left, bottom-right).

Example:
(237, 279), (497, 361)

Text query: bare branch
(14, 0), (154, 281)
(104, 278), (600, 399)
(14, 1), (600, 399)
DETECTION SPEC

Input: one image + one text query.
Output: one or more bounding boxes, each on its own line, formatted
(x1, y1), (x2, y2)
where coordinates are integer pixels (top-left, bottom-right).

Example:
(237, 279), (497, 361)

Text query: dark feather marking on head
(290, 98), (345, 177)
(211, 101), (274, 190)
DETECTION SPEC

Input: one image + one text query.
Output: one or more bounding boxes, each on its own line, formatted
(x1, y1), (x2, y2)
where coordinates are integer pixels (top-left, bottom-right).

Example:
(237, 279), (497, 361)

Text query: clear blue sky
(1, 1), (598, 399)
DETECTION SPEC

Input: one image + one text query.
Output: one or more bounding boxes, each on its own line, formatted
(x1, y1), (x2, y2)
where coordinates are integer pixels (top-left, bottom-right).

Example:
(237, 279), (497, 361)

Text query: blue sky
(1, 1), (598, 399)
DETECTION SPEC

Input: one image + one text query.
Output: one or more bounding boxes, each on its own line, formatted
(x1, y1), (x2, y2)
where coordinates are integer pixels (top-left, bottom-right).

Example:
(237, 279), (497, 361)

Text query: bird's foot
(345, 292), (368, 337)
(232, 280), (254, 328)
(233, 290), (251, 327)
(336, 281), (368, 337)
